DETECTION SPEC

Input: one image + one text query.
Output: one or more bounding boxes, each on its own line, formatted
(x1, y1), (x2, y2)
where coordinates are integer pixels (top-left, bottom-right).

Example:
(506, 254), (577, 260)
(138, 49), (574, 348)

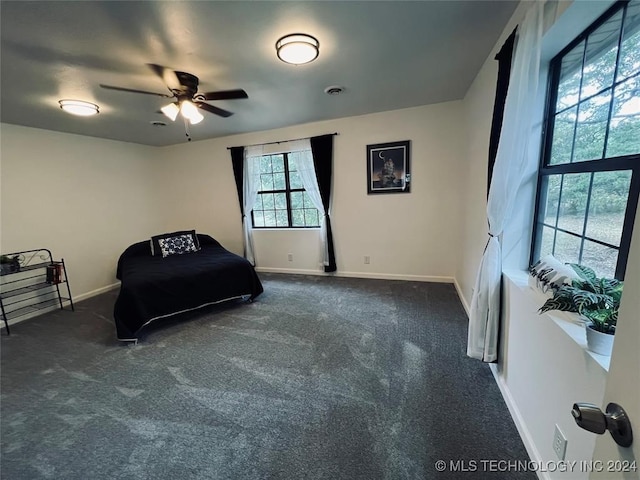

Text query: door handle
(571, 402), (633, 448)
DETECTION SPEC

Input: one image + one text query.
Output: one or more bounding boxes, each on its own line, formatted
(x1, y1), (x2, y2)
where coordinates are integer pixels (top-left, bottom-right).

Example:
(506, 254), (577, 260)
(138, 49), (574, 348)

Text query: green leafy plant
(539, 264), (623, 335)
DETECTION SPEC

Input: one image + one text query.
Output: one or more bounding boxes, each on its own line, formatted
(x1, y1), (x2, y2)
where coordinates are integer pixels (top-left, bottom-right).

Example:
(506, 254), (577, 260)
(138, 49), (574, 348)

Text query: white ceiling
(0, 1), (519, 147)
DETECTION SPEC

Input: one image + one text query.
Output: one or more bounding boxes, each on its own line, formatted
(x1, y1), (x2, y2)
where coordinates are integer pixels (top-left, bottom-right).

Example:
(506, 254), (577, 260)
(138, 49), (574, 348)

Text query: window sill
(252, 228), (320, 231)
(503, 269), (611, 372)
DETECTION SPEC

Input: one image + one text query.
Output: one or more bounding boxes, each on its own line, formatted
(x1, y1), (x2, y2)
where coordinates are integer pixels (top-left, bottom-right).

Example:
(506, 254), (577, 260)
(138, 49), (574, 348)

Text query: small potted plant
(538, 264), (623, 356)
(0, 255), (20, 275)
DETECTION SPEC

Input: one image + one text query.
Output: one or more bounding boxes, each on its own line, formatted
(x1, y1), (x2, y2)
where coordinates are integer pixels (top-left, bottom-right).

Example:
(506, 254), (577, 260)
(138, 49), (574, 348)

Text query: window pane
(260, 156), (272, 174)
(617, 2), (640, 81)
(262, 193), (274, 210)
(540, 225), (556, 258)
(581, 240), (617, 278)
(260, 173), (274, 191)
(254, 194), (264, 210)
(271, 155), (285, 173)
(263, 210), (277, 227)
(554, 231), (582, 264)
(304, 209), (319, 226)
(586, 171), (631, 246)
(580, 9), (622, 98)
(274, 192), (287, 209)
(275, 210), (288, 227)
(253, 211), (265, 227)
(556, 41), (584, 111)
(573, 90), (611, 162)
(549, 107), (576, 165)
(290, 191), (303, 209)
(557, 173), (589, 232)
(291, 209), (305, 227)
(302, 191), (317, 210)
(606, 75), (640, 158)
(540, 175), (561, 225)
(273, 172), (286, 190)
(289, 170), (303, 189)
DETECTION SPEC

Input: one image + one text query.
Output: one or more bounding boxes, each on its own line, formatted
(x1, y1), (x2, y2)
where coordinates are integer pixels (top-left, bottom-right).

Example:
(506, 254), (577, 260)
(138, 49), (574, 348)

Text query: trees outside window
(252, 153), (320, 228)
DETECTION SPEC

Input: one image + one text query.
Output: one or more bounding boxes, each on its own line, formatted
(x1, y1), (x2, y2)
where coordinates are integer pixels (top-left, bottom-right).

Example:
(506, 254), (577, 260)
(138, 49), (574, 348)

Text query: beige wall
(158, 102), (466, 281)
(0, 124), (165, 301)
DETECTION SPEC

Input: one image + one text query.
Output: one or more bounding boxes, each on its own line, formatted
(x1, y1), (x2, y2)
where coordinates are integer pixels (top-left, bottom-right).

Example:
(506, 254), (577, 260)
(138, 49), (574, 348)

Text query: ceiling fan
(100, 64), (248, 125)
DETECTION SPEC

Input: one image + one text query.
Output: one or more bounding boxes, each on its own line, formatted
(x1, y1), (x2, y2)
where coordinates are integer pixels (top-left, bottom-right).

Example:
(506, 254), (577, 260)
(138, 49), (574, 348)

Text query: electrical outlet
(287, 253), (293, 262)
(553, 424), (567, 460)
(364, 256), (370, 265)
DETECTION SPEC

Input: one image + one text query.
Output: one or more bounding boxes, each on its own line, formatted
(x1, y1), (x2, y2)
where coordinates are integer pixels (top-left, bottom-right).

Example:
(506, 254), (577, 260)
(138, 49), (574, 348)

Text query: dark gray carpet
(1, 273), (535, 479)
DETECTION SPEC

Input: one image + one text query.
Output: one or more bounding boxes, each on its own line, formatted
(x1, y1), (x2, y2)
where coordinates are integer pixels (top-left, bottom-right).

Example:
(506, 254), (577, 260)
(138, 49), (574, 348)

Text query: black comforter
(114, 234), (263, 340)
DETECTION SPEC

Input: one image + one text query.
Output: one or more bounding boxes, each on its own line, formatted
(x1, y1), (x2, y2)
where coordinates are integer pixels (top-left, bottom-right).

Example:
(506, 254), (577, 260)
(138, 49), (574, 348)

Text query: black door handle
(571, 402), (633, 447)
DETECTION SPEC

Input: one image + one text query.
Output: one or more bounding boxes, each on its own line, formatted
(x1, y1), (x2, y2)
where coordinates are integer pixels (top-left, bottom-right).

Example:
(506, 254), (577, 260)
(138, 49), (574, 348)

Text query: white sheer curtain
(467, 1), (545, 362)
(287, 139), (329, 267)
(243, 145), (264, 265)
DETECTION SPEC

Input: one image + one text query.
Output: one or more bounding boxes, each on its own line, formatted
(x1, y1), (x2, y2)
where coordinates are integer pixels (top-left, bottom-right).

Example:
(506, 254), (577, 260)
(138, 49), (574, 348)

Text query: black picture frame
(367, 140), (411, 194)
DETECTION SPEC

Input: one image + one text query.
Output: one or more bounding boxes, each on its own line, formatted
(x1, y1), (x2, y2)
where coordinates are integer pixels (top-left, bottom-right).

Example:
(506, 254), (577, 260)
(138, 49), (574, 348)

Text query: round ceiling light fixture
(58, 99), (100, 116)
(276, 33), (319, 65)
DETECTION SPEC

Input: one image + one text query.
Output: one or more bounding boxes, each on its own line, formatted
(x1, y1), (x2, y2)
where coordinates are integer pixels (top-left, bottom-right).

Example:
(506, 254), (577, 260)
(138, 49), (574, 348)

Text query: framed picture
(367, 140), (411, 194)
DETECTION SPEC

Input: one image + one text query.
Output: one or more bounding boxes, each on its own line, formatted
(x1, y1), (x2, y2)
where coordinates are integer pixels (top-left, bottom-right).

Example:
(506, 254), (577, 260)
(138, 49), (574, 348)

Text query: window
(531, 0), (640, 279)
(252, 153), (321, 228)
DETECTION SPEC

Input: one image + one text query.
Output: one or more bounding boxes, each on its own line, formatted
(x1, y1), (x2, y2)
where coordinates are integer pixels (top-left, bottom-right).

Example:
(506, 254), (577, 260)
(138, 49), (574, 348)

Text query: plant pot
(585, 324), (614, 356)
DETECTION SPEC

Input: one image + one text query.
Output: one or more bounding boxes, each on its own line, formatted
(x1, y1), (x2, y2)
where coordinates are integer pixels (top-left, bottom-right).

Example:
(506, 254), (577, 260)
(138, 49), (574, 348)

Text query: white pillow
(528, 254), (579, 294)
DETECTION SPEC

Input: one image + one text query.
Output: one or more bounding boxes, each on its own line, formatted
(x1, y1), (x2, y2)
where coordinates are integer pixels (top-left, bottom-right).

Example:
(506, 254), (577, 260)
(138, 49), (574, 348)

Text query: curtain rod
(226, 132), (339, 150)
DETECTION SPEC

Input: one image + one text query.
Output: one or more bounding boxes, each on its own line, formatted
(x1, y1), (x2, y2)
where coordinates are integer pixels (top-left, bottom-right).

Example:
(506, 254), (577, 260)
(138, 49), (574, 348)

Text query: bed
(113, 232), (263, 341)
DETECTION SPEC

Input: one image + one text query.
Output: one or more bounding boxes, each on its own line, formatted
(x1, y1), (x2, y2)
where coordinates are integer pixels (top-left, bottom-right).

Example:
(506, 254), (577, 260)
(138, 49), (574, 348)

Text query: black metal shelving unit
(0, 248), (74, 334)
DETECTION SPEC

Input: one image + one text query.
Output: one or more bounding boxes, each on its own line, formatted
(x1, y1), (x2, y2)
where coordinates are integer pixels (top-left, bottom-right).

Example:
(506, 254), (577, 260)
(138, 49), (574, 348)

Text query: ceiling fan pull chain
(184, 117), (192, 142)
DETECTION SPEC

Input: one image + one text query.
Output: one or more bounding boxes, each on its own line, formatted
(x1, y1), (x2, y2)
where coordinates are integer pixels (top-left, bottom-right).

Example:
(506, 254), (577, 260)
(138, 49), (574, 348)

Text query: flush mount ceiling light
(58, 99), (99, 116)
(276, 33), (319, 65)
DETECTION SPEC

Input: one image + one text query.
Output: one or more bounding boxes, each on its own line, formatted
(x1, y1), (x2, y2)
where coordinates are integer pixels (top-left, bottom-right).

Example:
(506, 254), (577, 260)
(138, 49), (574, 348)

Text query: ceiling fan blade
(100, 84), (172, 97)
(147, 63), (181, 90)
(196, 102), (233, 118)
(201, 89), (248, 101)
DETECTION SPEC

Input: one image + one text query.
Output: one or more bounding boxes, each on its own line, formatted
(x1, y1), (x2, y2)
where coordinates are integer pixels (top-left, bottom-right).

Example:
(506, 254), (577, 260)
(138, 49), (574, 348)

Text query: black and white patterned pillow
(158, 234), (199, 258)
(150, 230), (200, 256)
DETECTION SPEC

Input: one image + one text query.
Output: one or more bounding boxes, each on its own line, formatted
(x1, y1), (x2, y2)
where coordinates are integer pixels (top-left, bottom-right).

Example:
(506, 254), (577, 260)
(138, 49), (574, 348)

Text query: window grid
(531, 0), (640, 280)
(252, 153), (320, 229)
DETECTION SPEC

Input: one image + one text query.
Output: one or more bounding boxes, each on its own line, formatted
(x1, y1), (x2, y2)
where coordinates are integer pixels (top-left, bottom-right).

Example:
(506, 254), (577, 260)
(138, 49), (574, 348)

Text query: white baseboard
(255, 267), (454, 284)
(73, 282), (120, 302)
(488, 364), (547, 480)
(453, 278), (471, 318)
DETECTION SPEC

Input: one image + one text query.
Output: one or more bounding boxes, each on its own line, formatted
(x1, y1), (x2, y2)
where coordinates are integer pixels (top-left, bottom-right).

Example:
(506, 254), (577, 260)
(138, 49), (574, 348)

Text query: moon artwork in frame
(367, 140), (411, 194)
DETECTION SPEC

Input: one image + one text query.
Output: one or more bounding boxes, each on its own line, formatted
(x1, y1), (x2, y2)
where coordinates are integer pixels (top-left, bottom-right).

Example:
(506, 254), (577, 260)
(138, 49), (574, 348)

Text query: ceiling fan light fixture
(188, 110), (204, 125)
(161, 103), (180, 121)
(180, 100), (203, 124)
(276, 33), (319, 65)
(58, 99), (99, 116)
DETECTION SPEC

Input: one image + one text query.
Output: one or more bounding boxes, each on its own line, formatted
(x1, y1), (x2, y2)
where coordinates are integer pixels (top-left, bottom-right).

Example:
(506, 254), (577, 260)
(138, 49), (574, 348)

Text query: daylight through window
(252, 153), (321, 228)
(531, 0), (640, 279)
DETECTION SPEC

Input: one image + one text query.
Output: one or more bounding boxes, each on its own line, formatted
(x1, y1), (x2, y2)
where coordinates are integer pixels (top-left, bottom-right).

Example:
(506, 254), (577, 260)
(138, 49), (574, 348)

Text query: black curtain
(230, 146), (245, 216)
(487, 27), (517, 196)
(310, 134), (337, 272)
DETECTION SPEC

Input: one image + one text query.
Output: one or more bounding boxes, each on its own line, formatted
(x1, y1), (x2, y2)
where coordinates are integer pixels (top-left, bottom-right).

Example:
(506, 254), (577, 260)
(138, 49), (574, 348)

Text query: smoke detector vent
(324, 85), (345, 95)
